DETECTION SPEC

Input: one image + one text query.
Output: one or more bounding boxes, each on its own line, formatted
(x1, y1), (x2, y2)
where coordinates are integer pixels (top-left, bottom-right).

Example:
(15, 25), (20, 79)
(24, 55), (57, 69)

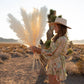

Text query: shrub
(66, 48), (73, 55)
(58, 15), (62, 18)
(0, 52), (11, 61)
(0, 59), (4, 64)
(9, 52), (23, 58)
(65, 62), (80, 75)
(3, 48), (13, 53)
(76, 60), (84, 74)
(15, 48), (24, 53)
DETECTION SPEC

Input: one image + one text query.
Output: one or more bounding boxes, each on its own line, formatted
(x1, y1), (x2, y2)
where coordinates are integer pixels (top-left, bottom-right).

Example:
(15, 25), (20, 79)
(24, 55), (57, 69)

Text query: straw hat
(50, 17), (71, 29)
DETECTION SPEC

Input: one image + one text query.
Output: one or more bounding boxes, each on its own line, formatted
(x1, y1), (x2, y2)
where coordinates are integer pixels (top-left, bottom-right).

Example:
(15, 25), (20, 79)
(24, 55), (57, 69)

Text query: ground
(0, 43), (84, 84)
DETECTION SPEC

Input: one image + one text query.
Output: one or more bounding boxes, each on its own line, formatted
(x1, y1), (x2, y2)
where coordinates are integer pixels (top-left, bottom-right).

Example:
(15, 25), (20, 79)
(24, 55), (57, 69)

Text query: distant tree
(46, 9), (56, 42)
(47, 9), (56, 23)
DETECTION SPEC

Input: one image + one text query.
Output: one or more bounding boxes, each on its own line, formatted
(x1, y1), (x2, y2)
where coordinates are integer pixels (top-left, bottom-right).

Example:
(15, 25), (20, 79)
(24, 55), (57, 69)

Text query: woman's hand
(30, 46), (37, 53)
(30, 46), (41, 54)
(42, 50), (52, 56)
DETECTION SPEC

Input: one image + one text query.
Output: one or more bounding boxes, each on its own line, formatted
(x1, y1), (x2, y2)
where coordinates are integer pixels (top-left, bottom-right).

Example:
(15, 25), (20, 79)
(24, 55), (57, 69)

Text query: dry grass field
(0, 43), (84, 84)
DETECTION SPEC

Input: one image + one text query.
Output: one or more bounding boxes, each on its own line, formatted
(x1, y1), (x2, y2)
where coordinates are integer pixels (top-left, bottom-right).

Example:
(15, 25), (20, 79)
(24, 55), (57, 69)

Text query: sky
(0, 0), (84, 41)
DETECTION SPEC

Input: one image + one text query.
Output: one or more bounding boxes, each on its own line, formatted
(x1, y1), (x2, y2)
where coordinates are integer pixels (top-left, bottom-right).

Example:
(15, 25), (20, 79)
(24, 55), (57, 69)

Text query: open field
(0, 43), (84, 84)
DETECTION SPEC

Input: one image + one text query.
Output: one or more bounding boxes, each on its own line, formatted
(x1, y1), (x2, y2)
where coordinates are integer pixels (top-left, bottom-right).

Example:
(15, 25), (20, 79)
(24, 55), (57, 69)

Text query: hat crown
(55, 17), (67, 26)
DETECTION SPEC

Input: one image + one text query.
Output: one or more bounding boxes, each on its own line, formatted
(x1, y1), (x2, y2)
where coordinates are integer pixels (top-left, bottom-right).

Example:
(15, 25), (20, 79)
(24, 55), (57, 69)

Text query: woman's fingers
(30, 46), (41, 54)
(30, 46), (39, 53)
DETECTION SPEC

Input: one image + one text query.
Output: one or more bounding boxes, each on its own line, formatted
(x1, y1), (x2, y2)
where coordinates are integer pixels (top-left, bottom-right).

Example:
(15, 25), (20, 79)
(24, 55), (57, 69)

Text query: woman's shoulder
(51, 35), (67, 43)
(56, 36), (67, 43)
(59, 36), (67, 40)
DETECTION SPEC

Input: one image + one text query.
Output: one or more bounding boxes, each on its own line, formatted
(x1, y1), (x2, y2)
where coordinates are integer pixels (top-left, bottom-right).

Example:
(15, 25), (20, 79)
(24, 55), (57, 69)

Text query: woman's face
(54, 24), (59, 33)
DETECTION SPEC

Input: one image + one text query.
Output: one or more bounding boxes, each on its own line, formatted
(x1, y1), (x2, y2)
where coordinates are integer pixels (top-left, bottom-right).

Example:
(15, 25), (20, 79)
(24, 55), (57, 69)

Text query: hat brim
(49, 22), (71, 29)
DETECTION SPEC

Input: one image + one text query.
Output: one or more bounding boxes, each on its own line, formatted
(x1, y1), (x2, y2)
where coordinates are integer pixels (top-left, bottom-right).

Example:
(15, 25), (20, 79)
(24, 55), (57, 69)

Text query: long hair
(52, 24), (67, 42)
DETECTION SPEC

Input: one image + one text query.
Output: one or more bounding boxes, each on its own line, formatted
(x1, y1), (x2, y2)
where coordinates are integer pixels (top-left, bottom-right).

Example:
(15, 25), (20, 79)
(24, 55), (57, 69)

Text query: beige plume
(8, 6), (47, 47)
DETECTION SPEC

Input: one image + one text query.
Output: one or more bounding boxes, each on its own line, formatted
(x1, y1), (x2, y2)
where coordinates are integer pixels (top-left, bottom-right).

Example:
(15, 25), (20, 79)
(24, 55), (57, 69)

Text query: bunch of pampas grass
(8, 6), (47, 47)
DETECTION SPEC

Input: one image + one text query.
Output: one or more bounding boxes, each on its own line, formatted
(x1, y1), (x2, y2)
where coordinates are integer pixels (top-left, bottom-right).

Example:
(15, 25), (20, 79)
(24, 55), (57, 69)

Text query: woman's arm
(35, 47), (52, 56)
(51, 37), (67, 56)
(41, 37), (67, 57)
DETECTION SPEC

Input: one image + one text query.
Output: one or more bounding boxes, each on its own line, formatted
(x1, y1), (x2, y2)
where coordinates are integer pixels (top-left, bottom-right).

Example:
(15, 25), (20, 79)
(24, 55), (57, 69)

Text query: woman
(31, 17), (71, 84)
